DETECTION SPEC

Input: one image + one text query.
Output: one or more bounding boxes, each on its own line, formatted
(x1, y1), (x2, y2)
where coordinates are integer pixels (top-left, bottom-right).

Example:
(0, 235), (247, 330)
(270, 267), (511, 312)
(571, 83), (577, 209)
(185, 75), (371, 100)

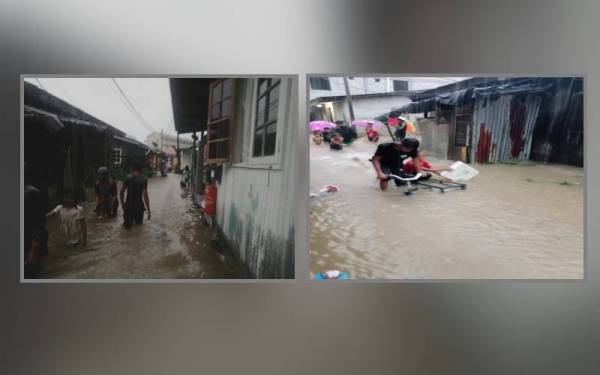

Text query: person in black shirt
(371, 138), (421, 191)
(334, 122), (358, 145)
(120, 162), (151, 229)
(322, 129), (332, 143)
(330, 132), (345, 150)
(341, 125), (357, 145)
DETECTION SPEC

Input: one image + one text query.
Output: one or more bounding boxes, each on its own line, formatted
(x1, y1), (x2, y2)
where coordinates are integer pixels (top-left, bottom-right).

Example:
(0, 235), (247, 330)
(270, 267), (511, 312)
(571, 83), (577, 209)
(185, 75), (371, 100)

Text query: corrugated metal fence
(471, 94), (542, 163)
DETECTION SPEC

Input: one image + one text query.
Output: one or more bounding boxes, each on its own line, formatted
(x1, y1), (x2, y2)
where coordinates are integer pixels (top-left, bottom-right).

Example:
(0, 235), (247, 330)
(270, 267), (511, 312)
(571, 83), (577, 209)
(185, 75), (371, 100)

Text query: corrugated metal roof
(24, 81), (126, 137)
(24, 105), (65, 132)
(114, 135), (150, 150)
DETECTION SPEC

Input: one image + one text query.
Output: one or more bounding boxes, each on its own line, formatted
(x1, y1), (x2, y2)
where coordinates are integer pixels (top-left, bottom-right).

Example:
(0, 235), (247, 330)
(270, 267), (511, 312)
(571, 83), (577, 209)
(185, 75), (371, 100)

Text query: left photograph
(22, 76), (297, 280)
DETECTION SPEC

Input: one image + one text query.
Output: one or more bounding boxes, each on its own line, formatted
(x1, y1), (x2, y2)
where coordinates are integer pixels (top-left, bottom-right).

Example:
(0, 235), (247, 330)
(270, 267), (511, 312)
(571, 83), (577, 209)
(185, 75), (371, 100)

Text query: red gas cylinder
(204, 183), (217, 216)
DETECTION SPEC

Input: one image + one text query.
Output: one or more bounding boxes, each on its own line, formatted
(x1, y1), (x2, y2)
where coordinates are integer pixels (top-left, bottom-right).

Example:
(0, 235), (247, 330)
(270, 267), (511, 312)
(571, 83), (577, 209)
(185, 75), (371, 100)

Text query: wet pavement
(310, 136), (584, 279)
(41, 173), (246, 279)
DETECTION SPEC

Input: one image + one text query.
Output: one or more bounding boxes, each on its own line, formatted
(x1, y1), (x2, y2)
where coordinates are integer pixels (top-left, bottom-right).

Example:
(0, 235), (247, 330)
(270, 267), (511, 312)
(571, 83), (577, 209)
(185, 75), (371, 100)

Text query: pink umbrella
(309, 121), (336, 132)
(352, 119), (385, 129)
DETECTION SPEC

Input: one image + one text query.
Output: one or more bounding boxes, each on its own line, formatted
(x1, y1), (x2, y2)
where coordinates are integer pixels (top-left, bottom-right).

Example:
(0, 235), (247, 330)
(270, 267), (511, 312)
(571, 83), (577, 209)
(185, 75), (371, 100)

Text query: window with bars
(253, 78), (280, 158)
(113, 148), (122, 165)
(309, 77), (331, 91)
(454, 114), (471, 146)
(393, 80), (409, 91)
(206, 79), (235, 165)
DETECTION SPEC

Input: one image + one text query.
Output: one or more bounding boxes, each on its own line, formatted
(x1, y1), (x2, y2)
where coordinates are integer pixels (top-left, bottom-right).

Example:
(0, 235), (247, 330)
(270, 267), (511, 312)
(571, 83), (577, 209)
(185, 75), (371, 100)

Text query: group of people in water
(311, 116), (456, 280)
(311, 116), (452, 192)
(312, 120), (358, 151)
(24, 161), (152, 278)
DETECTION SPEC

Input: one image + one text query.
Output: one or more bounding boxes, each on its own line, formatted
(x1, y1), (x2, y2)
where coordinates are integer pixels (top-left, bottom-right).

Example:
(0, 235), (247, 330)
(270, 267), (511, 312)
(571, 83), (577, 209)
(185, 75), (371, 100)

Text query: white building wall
(309, 76), (469, 100)
(179, 147), (193, 169)
(323, 95), (412, 123)
(215, 78), (296, 278)
(310, 77), (391, 99)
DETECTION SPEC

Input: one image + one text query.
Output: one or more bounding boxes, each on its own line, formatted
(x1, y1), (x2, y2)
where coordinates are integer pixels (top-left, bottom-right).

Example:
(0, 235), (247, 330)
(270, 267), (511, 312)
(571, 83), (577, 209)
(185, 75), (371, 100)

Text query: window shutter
(205, 79), (236, 165)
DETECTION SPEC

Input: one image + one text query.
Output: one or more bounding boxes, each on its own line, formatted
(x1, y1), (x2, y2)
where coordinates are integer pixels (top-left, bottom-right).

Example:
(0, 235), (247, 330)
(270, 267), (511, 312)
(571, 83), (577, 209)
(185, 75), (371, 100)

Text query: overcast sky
(25, 77), (192, 142)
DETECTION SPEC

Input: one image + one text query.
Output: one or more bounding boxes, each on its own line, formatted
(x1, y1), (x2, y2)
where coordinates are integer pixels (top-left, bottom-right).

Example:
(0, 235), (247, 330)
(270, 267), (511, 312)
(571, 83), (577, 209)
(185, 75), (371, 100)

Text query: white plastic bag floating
(440, 161), (479, 181)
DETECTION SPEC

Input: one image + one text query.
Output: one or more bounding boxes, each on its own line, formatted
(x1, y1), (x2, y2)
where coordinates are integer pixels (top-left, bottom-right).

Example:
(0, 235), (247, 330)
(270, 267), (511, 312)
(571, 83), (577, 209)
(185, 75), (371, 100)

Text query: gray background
(2, 0), (599, 374)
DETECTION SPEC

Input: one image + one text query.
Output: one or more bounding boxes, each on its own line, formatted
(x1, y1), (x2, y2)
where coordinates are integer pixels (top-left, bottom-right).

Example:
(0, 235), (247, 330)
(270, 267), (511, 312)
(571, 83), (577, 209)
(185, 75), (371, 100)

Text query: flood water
(41, 173), (246, 279)
(310, 136), (584, 279)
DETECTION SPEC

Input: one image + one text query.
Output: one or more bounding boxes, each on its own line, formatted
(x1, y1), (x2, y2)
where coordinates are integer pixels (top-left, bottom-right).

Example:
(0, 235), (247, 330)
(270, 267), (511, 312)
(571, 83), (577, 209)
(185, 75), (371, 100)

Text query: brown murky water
(41, 174), (246, 279)
(310, 136), (584, 279)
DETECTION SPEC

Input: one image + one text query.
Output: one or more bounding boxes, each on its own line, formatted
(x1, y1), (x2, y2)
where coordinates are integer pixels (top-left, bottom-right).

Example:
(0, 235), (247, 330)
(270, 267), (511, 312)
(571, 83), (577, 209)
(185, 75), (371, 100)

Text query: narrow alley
(41, 173), (247, 279)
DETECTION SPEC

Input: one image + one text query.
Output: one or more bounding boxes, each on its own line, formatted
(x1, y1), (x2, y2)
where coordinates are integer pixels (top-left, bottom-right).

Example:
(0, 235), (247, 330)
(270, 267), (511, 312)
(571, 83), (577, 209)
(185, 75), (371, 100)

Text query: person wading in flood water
(120, 162), (151, 229)
(46, 189), (87, 247)
(94, 167), (118, 218)
(370, 138), (421, 191)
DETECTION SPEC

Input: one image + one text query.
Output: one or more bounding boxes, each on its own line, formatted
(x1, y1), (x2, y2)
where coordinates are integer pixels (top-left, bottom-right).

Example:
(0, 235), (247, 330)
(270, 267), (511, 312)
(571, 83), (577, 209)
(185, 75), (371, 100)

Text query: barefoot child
(47, 190), (87, 246)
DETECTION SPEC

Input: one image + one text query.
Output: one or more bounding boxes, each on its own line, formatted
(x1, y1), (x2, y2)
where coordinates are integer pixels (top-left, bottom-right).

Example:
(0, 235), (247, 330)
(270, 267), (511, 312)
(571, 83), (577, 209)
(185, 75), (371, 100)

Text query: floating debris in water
(558, 180), (579, 186)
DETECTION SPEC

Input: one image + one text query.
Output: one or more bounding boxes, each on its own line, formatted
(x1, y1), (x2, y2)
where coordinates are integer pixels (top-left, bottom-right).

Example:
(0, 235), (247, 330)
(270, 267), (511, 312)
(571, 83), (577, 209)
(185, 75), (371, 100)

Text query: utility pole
(343, 76), (355, 123)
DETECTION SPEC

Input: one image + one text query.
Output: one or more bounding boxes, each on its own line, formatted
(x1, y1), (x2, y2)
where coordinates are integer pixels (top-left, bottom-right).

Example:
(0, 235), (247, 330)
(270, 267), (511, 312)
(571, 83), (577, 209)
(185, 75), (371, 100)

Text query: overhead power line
(35, 78), (47, 91)
(105, 78), (146, 131)
(108, 78), (156, 133)
(56, 79), (76, 106)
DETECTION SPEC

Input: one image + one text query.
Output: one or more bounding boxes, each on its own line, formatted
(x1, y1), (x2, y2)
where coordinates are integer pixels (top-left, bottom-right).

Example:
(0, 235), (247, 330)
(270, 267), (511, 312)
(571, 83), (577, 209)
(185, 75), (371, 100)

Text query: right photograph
(308, 76), (584, 280)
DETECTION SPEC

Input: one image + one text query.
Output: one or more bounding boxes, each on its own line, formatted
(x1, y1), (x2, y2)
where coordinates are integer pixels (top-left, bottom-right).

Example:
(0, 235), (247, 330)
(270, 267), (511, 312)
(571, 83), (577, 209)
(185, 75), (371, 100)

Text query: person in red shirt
(365, 126), (379, 143)
(403, 152), (452, 180)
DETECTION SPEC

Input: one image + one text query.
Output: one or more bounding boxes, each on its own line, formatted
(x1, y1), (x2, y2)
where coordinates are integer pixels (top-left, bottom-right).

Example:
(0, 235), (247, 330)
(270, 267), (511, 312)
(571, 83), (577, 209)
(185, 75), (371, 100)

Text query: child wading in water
(47, 190), (87, 246)
(94, 167), (118, 218)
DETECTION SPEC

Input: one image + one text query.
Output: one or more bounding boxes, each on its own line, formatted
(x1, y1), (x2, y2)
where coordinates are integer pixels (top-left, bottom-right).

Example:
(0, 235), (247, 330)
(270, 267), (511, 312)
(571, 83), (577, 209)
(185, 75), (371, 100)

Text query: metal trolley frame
(415, 178), (467, 193)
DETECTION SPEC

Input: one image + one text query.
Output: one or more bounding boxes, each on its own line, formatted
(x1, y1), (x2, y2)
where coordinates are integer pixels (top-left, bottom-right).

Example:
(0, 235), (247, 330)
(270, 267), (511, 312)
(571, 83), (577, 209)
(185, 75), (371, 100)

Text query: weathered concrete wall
(215, 78), (296, 278)
(330, 96), (412, 123)
(417, 117), (449, 160)
(179, 147), (193, 170)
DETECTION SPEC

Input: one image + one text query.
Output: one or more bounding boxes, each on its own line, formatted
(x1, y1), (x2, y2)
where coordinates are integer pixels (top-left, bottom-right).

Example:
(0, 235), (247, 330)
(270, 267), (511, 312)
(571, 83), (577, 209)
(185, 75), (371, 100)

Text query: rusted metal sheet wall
(215, 78), (296, 278)
(471, 94), (542, 163)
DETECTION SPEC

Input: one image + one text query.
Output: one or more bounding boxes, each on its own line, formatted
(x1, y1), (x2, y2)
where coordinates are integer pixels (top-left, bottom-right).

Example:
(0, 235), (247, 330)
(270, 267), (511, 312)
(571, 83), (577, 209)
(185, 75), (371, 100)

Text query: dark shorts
(123, 203), (144, 229)
(330, 143), (343, 151)
(381, 166), (408, 186)
(95, 195), (116, 217)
